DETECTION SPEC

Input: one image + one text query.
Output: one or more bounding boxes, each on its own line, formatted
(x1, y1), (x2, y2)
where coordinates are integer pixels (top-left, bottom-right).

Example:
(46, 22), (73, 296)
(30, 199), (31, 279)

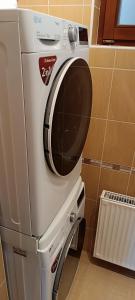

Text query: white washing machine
(1, 176), (85, 300)
(0, 9), (92, 237)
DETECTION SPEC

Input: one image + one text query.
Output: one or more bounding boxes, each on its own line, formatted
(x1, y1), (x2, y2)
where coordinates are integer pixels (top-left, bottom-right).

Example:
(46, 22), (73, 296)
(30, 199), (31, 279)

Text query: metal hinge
(103, 39), (115, 45)
(13, 247), (27, 257)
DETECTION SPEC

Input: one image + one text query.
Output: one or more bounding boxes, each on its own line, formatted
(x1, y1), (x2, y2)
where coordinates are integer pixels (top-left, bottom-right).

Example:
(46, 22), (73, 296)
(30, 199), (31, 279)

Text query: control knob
(68, 26), (78, 43)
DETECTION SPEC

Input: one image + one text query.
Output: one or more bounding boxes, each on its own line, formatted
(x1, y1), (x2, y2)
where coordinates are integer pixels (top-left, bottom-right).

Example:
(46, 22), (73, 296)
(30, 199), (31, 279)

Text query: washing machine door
(52, 217), (86, 300)
(43, 57), (92, 176)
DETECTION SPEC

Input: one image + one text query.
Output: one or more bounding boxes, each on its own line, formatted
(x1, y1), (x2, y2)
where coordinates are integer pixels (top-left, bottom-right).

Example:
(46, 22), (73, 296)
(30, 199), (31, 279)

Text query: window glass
(117, 0), (135, 25)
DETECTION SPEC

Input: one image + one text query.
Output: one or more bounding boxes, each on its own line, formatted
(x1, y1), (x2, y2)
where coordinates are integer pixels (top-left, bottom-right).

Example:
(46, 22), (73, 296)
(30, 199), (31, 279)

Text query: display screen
(79, 27), (88, 44)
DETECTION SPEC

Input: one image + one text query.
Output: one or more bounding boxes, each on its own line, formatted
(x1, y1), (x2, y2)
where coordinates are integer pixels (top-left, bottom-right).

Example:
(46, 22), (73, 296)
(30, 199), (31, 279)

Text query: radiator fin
(94, 190), (135, 271)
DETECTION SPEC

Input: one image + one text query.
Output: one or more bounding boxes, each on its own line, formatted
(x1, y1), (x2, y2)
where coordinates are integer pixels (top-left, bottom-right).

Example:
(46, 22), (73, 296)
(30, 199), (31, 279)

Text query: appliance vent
(103, 190), (135, 207)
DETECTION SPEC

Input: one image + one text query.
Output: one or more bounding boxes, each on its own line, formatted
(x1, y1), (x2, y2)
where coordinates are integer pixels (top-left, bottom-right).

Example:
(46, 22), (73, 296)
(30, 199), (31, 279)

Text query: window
(98, 0), (135, 45)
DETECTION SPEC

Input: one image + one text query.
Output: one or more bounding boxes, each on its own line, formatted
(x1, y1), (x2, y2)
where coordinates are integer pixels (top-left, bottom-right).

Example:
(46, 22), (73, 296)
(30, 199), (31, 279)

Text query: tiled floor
(67, 251), (135, 300)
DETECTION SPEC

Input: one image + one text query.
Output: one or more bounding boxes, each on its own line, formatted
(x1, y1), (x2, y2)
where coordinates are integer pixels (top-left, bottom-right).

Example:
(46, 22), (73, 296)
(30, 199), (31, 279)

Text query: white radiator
(94, 190), (135, 271)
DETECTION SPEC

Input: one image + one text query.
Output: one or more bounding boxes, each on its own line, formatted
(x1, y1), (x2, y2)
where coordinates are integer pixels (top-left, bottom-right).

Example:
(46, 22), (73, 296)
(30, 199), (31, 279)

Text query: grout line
(88, 1), (92, 43)
(91, 116), (107, 121)
(0, 279), (5, 289)
(82, 0), (85, 25)
(126, 151), (135, 195)
(89, 0), (95, 45)
(19, 5), (48, 7)
(21, 4), (92, 7)
(95, 49), (117, 200)
(83, 158), (131, 172)
(91, 117), (135, 126)
(86, 196), (97, 202)
(94, 4), (100, 9)
(19, 4), (49, 8)
(94, 6), (100, 45)
(90, 66), (114, 70)
(90, 44), (135, 50)
(90, 66), (135, 71)
(105, 119), (135, 126)
(48, 0), (50, 14)
(47, 3), (91, 6)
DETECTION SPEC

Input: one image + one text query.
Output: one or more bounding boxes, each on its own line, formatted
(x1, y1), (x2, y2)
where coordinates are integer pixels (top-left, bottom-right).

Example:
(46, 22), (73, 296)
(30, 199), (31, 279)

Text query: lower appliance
(1, 177), (86, 300)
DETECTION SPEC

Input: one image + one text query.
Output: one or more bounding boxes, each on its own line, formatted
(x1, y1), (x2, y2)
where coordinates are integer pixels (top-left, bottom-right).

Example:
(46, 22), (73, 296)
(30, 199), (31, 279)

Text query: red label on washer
(39, 56), (57, 85)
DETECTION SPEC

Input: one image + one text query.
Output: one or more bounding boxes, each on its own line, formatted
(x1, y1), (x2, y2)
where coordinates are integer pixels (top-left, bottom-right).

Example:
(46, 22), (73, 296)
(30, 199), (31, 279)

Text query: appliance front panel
(22, 50), (88, 237)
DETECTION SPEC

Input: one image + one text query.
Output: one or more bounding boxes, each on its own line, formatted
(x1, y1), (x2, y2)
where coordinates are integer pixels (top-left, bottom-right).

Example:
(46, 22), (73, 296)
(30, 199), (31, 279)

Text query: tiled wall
(0, 242), (8, 299)
(83, 47), (135, 254)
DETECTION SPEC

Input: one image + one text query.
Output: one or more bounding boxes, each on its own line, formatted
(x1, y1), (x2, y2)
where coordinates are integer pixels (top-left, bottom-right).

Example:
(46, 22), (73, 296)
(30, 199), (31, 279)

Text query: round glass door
(43, 58), (92, 176)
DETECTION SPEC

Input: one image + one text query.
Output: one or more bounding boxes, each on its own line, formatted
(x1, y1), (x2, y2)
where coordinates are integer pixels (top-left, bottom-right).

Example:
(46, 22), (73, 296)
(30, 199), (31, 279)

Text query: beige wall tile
(103, 121), (135, 167)
(85, 198), (98, 229)
(115, 49), (135, 70)
(127, 172), (135, 197)
(18, 0), (93, 31)
(84, 0), (92, 4)
(18, 0), (48, 5)
(83, 118), (106, 160)
(91, 68), (113, 118)
(83, 6), (91, 28)
(98, 168), (129, 197)
(88, 229), (96, 255)
(83, 228), (95, 254)
(49, 6), (83, 23)
(91, 7), (100, 45)
(109, 70), (135, 123)
(89, 48), (115, 68)
(0, 282), (8, 300)
(19, 5), (49, 13)
(82, 164), (100, 199)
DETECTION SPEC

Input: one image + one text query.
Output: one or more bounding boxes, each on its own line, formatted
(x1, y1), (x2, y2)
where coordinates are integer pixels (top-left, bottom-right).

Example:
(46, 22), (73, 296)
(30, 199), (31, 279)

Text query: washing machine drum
(43, 57), (92, 176)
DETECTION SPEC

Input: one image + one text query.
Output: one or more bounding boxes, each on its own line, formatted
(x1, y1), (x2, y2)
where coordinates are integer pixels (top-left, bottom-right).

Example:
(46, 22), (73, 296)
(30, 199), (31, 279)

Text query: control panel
(62, 22), (88, 49)
(34, 14), (61, 41)
(19, 9), (89, 52)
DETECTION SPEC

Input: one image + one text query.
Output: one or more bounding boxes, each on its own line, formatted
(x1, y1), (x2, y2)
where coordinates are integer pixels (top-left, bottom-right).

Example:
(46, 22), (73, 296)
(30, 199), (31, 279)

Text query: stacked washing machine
(0, 8), (92, 300)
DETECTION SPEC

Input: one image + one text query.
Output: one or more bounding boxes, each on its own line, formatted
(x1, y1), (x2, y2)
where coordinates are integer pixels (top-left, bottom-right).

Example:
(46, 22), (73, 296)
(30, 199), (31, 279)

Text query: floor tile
(68, 251), (135, 300)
